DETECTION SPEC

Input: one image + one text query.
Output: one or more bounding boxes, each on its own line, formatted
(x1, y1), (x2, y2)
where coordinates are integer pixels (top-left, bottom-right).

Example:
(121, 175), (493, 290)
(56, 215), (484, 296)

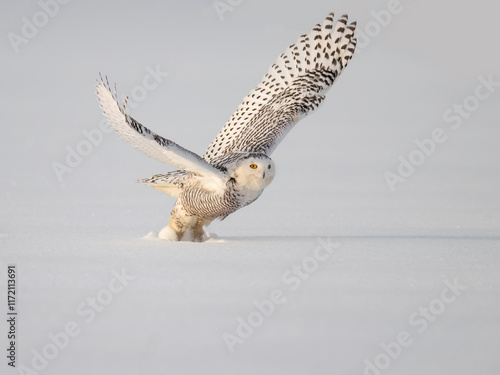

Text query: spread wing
(96, 77), (227, 187)
(137, 170), (192, 197)
(204, 12), (357, 163)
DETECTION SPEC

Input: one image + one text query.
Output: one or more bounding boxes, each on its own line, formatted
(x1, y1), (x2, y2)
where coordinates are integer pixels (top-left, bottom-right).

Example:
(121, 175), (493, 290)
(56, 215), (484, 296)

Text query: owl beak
(262, 172), (266, 179)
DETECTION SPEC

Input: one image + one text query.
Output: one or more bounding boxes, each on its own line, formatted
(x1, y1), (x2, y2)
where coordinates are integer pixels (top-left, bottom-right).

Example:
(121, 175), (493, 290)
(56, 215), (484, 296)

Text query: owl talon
(158, 225), (180, 241)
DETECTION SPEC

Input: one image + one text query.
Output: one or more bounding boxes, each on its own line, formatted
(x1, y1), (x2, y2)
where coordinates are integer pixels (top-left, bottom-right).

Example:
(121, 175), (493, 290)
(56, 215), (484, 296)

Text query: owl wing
(96, 78), (227, 189)
(204, 13), (356, 163)
(137, 170), (192, 197)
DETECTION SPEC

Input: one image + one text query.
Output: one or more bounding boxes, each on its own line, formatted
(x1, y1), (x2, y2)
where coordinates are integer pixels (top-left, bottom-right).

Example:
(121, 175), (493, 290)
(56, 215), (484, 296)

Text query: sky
(1, 0), (498, 196)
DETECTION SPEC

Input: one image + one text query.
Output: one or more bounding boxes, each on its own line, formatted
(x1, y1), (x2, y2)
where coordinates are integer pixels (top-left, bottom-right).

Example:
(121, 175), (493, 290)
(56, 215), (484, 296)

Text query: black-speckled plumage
(96, 12), (357, 241)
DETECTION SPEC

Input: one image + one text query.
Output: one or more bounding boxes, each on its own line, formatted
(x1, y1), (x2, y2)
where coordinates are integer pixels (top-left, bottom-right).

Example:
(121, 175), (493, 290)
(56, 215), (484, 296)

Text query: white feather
(96, 80), (227, 193)
(203, 12), (357, 162)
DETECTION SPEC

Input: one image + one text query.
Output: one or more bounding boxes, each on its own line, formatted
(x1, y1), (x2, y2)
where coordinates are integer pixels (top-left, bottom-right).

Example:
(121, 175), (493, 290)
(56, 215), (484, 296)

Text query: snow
(2, 183), (499, 374)
(1, 1), (500, 374)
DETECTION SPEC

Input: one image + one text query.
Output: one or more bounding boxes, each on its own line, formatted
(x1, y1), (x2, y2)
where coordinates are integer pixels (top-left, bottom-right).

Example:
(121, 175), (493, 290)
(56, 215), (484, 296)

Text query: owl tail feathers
(136, 170), (191, 197)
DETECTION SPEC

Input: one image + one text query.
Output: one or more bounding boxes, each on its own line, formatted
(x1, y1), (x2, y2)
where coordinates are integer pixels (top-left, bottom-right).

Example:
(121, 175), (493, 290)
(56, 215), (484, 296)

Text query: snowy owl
(97, 12), (357, 241)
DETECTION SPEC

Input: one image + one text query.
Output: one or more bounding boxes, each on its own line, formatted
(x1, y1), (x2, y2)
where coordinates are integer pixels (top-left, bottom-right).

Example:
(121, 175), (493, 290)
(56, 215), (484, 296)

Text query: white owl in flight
(97, 12), (357, 242)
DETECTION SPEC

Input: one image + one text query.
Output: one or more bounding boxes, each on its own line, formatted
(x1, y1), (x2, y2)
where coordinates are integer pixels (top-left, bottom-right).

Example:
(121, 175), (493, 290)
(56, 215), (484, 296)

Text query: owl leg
(159, 200), (195, 241)
(191, 218), (211, 242)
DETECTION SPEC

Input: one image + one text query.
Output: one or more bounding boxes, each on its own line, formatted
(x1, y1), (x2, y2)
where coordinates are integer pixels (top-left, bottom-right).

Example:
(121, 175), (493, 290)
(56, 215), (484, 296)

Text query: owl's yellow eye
(250, 164), (258, 169)
(268, 165), (271, 169)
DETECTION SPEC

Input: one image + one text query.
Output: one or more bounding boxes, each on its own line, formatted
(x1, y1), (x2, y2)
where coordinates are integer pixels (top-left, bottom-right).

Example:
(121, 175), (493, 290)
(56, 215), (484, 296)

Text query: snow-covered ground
(1, 0), (499, 374)
(2, 183), (500, 375)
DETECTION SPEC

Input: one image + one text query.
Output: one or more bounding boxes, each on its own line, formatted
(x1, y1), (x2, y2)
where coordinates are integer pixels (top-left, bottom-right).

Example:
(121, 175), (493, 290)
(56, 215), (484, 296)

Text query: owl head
(229, 153), (275, 191)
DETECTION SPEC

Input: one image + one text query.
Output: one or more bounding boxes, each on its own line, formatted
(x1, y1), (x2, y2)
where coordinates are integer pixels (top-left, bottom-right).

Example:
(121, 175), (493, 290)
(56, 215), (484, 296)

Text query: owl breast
(179, 178), (265, 221)
(178, 180), (232, 220)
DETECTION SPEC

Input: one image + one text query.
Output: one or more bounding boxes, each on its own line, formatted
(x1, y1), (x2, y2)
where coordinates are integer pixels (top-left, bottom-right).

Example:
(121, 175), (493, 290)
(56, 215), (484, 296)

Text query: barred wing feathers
(204, 13), (356, 163)
(96, 78), (226, 190)
(137, 170), (192, 197)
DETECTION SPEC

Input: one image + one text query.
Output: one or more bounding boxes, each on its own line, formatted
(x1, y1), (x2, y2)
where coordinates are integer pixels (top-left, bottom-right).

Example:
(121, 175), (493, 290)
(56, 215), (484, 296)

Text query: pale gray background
(1, 1), (499, 374)
(2, 0), (499, 194)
